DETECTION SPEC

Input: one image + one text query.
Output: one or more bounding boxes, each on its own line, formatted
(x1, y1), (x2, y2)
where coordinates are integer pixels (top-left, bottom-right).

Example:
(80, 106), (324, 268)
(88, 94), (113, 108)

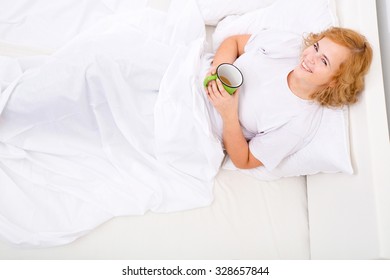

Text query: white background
(376, 0), (390, 135)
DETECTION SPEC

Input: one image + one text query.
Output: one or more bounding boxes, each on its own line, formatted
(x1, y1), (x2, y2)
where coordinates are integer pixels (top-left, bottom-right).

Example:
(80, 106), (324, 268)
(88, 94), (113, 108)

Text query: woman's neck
(287, 70), (314, 100)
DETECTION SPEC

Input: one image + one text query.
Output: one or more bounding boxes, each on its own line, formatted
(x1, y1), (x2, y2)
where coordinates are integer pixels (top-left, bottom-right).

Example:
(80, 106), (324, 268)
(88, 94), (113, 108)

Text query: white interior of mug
(216, 63), (243, 88)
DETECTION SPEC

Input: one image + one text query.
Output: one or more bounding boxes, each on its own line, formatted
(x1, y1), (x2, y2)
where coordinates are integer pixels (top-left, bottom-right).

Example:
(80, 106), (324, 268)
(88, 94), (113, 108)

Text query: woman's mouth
(301, 61), (312, 73)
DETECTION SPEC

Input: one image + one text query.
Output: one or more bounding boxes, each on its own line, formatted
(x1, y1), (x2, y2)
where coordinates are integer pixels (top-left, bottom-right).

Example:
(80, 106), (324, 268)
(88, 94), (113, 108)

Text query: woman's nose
(307, 53), (320, 64)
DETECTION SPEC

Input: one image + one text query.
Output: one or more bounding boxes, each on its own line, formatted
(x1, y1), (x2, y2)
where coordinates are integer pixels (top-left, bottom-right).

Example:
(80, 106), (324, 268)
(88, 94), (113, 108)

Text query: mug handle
(203, 74), (218, 87)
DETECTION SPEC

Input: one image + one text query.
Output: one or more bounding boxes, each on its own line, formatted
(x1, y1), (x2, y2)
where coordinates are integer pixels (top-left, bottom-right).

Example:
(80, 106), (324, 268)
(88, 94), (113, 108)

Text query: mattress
(0, 171), (309, 259)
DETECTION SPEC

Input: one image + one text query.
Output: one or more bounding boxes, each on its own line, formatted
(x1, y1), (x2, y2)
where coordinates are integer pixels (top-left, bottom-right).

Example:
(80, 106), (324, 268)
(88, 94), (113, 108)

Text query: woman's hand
(203, 66), (217, 94)
(206, 78), (239, 121)
(207, 78), (261, 169)
(205, 66), (217, 78)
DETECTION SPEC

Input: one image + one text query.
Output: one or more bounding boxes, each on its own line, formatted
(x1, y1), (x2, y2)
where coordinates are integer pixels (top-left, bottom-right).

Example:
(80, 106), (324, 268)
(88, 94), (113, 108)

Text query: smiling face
(291, 37), (351, 96)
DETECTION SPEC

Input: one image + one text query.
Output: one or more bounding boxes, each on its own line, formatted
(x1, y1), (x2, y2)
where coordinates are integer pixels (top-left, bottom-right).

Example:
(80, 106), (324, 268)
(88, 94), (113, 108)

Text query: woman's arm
(206, 35), (263, 169)
(208, 79), (263, 169)
(208, 35), (251, 74)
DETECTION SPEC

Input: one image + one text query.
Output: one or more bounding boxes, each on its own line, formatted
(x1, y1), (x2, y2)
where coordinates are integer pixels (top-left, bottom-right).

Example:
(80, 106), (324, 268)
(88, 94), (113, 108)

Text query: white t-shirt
(210, 30), (322, 170)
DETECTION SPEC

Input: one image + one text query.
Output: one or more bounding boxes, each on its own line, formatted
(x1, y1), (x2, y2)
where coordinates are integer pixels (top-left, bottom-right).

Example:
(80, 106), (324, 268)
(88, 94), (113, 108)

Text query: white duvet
(0, 0), (224, 247)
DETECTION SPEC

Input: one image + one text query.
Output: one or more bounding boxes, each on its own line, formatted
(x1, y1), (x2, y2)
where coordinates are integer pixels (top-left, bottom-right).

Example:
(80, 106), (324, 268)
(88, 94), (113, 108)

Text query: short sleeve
(249, 125), (303, 170)
(245, 29), (302, 58)
(248, 106), (323, 170)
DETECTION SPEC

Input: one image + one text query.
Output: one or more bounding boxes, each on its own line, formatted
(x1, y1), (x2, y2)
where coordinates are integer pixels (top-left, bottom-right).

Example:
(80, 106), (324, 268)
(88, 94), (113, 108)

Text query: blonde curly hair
(304, 27), (373, 107)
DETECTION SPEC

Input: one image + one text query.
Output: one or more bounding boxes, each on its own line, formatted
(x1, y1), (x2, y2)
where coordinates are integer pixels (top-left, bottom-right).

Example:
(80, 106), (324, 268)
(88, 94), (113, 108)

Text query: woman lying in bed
(205, 27), (372, 171)
(0, 22), (372, 247)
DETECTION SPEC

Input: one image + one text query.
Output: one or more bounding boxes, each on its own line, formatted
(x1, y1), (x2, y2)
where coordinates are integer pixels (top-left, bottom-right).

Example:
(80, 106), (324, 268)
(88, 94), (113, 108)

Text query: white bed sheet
(0, 0), (224, 247)
(0, 0), (310, 259)
(0, 0), (148, 50)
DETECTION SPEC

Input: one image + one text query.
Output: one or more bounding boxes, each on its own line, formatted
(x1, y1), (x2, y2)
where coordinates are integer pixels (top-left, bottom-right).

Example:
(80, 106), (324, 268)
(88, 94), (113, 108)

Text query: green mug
(203, 63), (243, 95)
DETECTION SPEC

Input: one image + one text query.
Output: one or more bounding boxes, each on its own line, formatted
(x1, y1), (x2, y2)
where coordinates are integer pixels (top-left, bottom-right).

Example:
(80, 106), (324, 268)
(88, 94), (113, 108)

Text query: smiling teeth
(302, 61), (312, 73)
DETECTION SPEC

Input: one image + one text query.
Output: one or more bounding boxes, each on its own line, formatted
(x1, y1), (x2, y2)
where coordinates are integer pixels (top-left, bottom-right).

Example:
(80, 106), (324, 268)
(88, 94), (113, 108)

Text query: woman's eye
(321, 58), (328, 66)
(314, 43), (319, 51)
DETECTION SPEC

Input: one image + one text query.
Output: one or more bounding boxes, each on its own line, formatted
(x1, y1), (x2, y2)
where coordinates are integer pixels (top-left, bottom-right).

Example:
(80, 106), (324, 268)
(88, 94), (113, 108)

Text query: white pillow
(219, 0), (354, 179)
(196, 0), (277, 25)
(212, 0), (338, 50)
(224, 107), (353, 180)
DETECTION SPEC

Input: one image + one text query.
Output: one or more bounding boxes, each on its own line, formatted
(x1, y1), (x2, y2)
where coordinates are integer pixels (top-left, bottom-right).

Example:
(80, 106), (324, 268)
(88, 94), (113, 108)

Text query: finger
(206, 87), (216, 104)
(211, 81), (221, 97)
(206, 67), (216, 78)
(208, 82), (215, 95)
(207, 80), (214, 91)
(216, 79), (228, 96)
(208, 87), (214, 98)
(205, 83), (211, 95)
(209, 85), (219, 101)
(206, 91), (213, 103)
(235, 88), (240, 97)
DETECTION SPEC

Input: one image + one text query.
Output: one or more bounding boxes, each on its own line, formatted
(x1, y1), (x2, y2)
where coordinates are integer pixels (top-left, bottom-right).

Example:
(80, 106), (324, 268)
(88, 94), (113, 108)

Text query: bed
(0, 0), (389, 260)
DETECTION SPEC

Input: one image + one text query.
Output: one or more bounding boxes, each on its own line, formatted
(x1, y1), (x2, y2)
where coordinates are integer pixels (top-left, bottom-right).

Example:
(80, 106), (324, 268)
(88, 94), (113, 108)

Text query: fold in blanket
(0, 0), (224, 247)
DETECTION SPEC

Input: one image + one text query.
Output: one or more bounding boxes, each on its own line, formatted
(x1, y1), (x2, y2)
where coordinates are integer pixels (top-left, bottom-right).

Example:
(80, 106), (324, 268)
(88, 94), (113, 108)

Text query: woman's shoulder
(245, 29), (303, 58)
